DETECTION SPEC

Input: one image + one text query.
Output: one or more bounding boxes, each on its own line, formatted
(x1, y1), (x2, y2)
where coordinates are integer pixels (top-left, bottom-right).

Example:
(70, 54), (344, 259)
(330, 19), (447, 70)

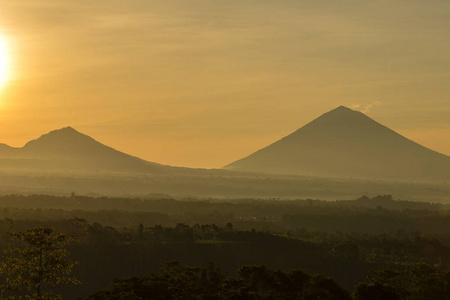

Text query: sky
(0, 0), (449, 168)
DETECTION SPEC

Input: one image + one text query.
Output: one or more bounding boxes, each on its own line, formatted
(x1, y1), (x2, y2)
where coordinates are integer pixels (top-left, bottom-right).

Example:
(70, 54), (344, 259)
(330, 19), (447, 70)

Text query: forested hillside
(0, 194), (449, 298)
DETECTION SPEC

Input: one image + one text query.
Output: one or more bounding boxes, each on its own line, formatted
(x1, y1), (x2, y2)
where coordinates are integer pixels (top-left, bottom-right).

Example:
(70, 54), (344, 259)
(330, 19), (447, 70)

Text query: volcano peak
(224, 106), (450, 182)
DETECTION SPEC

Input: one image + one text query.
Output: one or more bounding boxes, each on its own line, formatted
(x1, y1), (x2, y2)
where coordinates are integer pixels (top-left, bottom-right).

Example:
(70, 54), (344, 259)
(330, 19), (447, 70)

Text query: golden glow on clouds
(0, 35), (9, 90)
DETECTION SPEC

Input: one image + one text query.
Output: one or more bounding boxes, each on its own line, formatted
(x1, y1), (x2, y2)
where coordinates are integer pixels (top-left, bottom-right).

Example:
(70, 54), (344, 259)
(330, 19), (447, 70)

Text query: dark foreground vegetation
(89, 262), (352, 300)
(0, 194), (449, 299)
(89, 261), (450, 300)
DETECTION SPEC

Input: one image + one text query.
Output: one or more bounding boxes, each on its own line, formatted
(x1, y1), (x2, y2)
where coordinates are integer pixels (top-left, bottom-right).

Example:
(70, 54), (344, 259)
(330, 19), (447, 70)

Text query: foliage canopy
(0, 227), (80, 299)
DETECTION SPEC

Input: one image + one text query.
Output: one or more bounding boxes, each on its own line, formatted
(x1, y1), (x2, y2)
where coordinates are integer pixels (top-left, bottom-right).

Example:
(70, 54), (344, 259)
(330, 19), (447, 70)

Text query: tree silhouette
(0, 227), (80, 299)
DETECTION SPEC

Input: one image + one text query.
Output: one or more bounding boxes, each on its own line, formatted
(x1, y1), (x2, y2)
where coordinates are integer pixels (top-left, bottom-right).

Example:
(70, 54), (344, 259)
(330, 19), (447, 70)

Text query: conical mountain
(224, 106), (450, 182)
(0, 127), (167, 173)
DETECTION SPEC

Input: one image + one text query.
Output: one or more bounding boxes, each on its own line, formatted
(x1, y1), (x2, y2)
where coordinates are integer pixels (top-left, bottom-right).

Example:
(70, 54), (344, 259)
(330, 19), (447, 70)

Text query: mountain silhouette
(224, 106), (450, 182)
(0, 127), (168, 173)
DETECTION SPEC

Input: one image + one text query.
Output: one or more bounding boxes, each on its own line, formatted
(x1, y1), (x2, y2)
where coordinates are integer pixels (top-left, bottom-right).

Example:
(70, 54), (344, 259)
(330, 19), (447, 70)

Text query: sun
(0, 36), (10, 90)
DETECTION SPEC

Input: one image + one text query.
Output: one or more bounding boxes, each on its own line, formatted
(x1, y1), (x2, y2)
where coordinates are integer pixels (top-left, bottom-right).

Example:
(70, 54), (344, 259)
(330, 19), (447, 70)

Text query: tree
(0, 227), (80, 299)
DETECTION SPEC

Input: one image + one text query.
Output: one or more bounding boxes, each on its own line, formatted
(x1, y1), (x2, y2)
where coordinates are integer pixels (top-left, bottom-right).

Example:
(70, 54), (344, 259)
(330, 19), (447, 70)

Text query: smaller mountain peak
(58, 126), (78, 132)
(23, 126), (91, 150)
(45, 126), (83, 137)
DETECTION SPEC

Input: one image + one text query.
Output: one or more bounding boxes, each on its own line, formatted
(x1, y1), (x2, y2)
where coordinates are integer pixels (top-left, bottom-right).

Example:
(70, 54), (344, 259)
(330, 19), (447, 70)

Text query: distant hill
(0, 127), (170, 174)
(224, 106), (450, 182)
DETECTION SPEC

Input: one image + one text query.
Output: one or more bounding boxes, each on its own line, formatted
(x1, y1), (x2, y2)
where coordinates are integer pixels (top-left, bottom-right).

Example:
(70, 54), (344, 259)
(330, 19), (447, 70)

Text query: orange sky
(0, 0), (449, 168)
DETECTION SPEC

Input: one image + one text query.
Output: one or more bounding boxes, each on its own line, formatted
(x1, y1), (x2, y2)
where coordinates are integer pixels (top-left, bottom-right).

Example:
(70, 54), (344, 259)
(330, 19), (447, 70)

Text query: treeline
(1, 214), (449, 267)
(1, 204), (449, 238)
(0, 194), (449, 243)
(88, 261), (450, 300)
(0, 194), (448, 213)
(88, 262), (352, 300)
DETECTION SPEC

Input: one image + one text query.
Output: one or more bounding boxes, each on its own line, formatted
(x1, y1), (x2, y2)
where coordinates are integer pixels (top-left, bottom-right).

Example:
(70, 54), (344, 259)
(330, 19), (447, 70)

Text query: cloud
(349, 104), (361, 110)
(349, 101), (382, 113)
